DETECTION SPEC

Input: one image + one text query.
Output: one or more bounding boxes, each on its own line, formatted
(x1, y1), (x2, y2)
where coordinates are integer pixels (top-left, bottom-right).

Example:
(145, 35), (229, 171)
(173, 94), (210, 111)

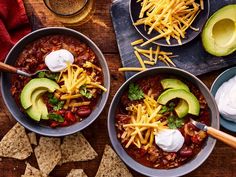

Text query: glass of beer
(43, 0), (88, 16)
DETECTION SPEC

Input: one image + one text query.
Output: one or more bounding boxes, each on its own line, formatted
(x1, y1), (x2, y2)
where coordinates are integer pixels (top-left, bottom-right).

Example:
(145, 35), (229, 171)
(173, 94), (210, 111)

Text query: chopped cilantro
(159, 106), (168, 113)
(49, 97), (59, 105)
(48, 113), (64, 122)
(80, 85), (93, 99)
(159, 102), (175, 114)
(47, 93), (54, 99)
(48, 94), (64, 111)
(175, 118), (184, 128)
(37, 71), (59, 81)
(46, 72), (59, 81)
(38, 71), (45, 78)
(167, 116), (184, 129)
(168, 122), (177, 129)
(169, 102), (175, 112)
(53, 101), (64, 111)
(128, 83), (144, 101)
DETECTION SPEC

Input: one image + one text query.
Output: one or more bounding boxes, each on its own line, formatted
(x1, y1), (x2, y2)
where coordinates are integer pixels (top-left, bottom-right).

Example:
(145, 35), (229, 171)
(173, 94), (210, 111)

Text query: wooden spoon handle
(0, 62), (17, 73)
(207, 127), (236, 149)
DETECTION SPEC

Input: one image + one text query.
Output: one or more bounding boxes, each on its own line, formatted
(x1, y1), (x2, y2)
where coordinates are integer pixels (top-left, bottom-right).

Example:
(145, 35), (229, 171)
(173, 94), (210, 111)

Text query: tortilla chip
(34, 137), (61, 175)
(95, 145), (133, 177)
(27, 132), (37, 145)
(66, 169), (88, 177)
(0, 123), (32, 160)
(59, 132), (97, 164)
(21, 162), (47, 177)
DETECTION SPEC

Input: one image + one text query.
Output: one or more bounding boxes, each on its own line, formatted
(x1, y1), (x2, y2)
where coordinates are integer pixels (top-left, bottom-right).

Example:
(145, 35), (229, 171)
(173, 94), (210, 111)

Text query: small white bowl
(211, 67), (236, 132)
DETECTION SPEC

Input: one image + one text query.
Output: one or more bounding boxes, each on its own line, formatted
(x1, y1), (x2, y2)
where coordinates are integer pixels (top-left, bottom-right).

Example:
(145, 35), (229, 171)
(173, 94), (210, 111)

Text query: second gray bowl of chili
(108, 67), (219, 177)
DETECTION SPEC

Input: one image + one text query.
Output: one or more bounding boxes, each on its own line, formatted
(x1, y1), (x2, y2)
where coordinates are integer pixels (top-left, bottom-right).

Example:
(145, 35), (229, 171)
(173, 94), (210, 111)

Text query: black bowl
(130, 0), (210, 47)
(1, 27), (110, 137)
(108, 67), (219, 177)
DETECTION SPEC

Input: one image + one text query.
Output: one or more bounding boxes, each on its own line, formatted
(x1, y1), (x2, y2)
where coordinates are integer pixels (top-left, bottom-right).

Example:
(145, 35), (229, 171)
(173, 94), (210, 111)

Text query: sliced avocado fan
(157, 89), (200, 116)
(20, 78), (59, 109)
(160, 78), (190, 118)
(20, 78), (59, 121)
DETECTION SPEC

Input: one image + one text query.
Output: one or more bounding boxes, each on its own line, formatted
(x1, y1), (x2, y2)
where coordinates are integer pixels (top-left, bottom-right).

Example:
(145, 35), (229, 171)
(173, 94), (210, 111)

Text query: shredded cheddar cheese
(131, 39), (144, 46)
(118, 67), (146, 72)
(121, 94), (168, 149)
(118, 42), (176, 72)
(134, 0), (203, 45)
(56, 63), (106, 108)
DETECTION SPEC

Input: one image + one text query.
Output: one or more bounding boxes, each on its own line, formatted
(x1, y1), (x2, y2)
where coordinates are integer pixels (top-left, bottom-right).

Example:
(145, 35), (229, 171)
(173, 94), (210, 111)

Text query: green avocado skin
(202, 5), (236, 57)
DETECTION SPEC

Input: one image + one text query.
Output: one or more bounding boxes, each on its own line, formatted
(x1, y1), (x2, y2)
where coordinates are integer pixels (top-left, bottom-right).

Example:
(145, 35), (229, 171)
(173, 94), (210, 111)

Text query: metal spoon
(0, 62), (49, 77)
(190, 118), (236, 149)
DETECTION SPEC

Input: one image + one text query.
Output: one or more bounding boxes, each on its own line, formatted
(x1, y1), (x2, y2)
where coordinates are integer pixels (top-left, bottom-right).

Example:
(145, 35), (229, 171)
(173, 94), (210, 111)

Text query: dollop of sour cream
(215, 75), (236, 123)
(45, 49), (74, 72)
(155, 129), (184, 152)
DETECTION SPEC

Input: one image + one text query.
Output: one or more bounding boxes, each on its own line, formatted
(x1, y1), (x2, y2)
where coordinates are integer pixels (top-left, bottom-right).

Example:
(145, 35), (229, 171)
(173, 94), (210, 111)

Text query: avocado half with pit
(20, 78), (59, 121)
(202, 5), (236, 56)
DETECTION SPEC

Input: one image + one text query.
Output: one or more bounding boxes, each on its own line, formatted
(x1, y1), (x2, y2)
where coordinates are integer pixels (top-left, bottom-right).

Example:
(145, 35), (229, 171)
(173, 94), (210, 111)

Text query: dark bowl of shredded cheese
(43, 0), (88, 16)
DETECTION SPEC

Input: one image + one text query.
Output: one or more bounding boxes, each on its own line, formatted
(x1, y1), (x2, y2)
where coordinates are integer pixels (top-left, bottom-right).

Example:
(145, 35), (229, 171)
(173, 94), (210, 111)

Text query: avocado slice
(38, 98), (49, 120)
(161, 78), (190, 91)
(20, 78), (59, 109)
(160, 78), (189, 118)
(174, 99), (189, 118)
(202, 5), (236, 56)
(25, 89), (47, 121)
(157, 89), (200, 116)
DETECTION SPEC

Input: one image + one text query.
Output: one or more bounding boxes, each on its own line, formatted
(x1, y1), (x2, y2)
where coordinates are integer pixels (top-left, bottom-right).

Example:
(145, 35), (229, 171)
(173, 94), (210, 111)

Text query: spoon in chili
(0, 62), (49, 77)
(190, 118), (236, 149)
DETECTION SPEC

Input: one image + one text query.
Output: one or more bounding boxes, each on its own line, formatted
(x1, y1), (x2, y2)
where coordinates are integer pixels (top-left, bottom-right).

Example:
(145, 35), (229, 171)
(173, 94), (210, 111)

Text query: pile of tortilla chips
(0, 123), (133, 177)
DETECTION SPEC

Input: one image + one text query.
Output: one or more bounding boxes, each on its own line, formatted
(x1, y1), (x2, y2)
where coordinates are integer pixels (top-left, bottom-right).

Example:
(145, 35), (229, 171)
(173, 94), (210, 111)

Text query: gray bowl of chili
(108, 67), (219, 177)
(1, 27), (110, 137)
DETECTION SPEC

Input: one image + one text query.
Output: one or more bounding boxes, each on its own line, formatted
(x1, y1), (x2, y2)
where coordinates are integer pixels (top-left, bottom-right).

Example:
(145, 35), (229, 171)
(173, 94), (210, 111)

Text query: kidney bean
(184, 134), (192, 146)
(77, 106), (91, 118)
(179, 147), (193, 157)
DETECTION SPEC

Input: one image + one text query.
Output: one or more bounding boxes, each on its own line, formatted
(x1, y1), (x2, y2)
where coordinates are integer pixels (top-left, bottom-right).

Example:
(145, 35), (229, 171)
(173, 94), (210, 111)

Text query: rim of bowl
(108, 67), (218, 177)
(1, 27), (110, 137)
(43, 0), (88, 17)
(210, 66), (236, 132)
(129, 0), (210, 47)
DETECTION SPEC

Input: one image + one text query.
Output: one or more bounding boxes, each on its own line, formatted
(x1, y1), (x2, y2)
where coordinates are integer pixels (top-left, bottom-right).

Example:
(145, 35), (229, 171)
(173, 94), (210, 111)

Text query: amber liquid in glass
(48, 0), (86, 15)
